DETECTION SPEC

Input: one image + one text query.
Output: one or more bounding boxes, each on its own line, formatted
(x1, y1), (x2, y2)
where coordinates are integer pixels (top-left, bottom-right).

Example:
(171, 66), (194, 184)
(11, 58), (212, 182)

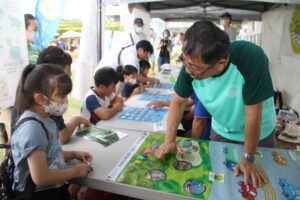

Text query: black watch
(244, 153), (256, 163)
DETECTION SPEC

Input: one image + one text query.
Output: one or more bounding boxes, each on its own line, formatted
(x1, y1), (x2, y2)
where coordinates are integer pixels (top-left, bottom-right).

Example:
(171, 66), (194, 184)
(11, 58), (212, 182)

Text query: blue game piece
(142, 153), (147, 158)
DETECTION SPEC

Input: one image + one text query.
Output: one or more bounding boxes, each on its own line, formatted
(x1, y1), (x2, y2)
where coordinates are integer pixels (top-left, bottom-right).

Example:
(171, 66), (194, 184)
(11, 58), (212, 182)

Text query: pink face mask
(42, 96), (68, 116)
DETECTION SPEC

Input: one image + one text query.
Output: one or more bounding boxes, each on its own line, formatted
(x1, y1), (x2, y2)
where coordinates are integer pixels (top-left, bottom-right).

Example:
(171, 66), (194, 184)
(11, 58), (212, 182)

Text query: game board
(118, 107), (167, 123)
(114, 133), (212, 199)
(149, 83), (174, 90)
(138, 93), (172, 101)
(108, 133), (300, 200)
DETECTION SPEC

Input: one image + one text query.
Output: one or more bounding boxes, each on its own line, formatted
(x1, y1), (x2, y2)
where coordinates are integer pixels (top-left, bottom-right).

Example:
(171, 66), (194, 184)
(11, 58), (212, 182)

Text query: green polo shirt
(28, 43), (40, 65)
(175, 40), (276, 142)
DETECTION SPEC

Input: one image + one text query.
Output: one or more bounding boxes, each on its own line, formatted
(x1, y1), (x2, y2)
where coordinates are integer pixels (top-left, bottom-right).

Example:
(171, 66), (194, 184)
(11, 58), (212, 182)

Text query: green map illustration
(116, 133), (212, 199)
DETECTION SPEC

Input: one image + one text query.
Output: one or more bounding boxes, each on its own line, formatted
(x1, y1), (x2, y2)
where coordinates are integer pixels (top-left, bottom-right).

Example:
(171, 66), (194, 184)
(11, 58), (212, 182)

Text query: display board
(108, 133), (300, 200)
(0, 0), (28, 109)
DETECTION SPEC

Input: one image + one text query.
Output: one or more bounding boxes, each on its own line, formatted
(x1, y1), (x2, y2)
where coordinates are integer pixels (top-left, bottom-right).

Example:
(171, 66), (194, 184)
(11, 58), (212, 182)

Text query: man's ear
(34, 93), (48, 106)
(216, 58), (229, 72)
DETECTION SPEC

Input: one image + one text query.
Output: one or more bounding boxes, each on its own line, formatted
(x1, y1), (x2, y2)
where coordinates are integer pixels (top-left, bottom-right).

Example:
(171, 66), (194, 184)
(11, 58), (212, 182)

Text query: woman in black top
(157, 29), (172, 71)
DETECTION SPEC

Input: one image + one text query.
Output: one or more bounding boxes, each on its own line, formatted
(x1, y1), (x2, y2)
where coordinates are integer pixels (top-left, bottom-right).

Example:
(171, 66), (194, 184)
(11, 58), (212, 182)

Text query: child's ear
(34, 93), (48, 106)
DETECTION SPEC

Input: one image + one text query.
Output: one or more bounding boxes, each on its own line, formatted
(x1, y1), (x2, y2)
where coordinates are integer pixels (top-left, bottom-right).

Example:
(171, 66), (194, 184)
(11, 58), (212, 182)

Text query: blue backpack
(0, 117), (49, 200)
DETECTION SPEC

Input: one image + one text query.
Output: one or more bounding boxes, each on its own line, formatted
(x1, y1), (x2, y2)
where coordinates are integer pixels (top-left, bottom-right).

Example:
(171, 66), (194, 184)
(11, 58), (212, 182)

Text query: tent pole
(97, 0), (102, 63)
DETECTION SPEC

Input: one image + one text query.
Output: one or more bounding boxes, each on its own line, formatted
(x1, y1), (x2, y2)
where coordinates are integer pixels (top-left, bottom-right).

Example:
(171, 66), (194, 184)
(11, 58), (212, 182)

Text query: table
(155, 63), (181, 84)
(63, 130), (200, 200)
(124, 91), (173, 108)
(98, 106), (169, 132)
(63, 130), (300, 200)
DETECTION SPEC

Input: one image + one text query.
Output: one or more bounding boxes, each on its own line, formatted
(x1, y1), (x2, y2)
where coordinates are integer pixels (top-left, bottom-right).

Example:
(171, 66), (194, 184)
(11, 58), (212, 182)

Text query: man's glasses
(178, 54), (211, 77)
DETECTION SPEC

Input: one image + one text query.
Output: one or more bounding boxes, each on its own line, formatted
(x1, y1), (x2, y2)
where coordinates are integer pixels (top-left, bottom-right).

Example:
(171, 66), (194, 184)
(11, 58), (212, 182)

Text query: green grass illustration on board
(116, 133), (212, 199)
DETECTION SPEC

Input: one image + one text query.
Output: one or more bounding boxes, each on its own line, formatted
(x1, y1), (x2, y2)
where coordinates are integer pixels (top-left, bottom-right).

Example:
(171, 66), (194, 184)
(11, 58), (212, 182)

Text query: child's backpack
(0, 117), (49, 200)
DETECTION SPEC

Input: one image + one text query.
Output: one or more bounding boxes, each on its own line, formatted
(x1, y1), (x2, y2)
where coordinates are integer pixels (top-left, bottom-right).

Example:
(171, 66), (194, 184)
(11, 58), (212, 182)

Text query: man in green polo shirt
(155, 21), (276, 188)
(25, 14), (40, 64)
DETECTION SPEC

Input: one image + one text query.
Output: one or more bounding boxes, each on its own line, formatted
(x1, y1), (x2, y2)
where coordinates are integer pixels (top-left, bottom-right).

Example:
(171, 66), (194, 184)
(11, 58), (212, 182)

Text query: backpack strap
(0, 117), (49, 199)
(0, 144), (11, 149)
(129, 32), (134, 46)
(117, 32), (135, 66)
(117, 44), (134, 66)
(2, 117), (50, 149)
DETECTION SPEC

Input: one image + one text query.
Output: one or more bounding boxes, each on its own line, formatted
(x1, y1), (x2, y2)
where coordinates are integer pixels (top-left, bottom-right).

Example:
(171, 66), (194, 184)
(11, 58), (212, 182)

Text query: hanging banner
(0, 0), (28, 109)
(279, 5), (300, 59)
(35, 0), (64, 49)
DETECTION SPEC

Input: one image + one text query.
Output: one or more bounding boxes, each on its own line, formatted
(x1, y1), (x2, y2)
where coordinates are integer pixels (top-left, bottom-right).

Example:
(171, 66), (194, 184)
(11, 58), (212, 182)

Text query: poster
(279, 5), (300, 59)
(0, 0), (29, 109)
(108, 133), (300, 199)
(35, 0), (64, 49)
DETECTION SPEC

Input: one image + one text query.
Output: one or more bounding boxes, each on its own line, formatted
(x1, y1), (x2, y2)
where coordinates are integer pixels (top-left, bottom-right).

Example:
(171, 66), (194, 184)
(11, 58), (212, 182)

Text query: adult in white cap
(123, 17), (147, 47)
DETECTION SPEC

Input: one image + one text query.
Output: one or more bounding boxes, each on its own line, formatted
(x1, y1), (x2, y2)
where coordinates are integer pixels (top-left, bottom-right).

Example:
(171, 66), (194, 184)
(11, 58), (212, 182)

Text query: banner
(279, 5), (300, 59)
(0, 0), (28, 109)
(35, 0), (64, 49)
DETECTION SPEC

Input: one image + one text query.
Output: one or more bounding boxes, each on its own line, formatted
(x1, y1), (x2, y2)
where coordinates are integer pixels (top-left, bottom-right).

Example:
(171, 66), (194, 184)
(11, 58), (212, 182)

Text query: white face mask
(128, 78), (137, 85)
(220, 19), (225, 26)
(136, 27), (143, 34)
(43, 96), (68, 116)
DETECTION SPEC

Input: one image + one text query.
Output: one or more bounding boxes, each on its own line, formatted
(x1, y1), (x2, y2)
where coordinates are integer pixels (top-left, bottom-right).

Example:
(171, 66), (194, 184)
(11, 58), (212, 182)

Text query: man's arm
(155, 92), (187, 158)
(234, 102), (267, 188)
(244, 103), (262, 155)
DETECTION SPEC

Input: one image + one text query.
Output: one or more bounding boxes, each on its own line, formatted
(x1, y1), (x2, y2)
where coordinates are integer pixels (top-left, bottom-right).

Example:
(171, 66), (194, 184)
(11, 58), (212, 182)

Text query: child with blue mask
(120, 65), (144, 100)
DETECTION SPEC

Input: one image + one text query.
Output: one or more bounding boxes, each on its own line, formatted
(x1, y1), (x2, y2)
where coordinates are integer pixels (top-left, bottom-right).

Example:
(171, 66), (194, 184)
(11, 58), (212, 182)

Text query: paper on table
(76, 126), (127, 147)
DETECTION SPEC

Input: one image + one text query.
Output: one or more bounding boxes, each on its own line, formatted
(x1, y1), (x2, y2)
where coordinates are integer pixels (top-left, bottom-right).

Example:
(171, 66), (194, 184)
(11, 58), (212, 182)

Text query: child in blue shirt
(190, 93), (211, 140)
(120, 65), (144, 100)
(11, 64), (93, 199)
(81, 67), (124, 124)
(11, 46), (90, 144)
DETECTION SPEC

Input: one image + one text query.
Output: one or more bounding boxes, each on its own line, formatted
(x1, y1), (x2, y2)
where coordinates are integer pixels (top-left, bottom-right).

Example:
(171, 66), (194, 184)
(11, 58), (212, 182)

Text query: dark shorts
(32, 185), (70, 200)
(210, 129), (276, 148)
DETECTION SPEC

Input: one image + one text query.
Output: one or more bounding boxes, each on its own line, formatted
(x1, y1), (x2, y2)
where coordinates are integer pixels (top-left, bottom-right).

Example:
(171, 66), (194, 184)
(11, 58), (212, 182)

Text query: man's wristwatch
(244, 152), (256, 163)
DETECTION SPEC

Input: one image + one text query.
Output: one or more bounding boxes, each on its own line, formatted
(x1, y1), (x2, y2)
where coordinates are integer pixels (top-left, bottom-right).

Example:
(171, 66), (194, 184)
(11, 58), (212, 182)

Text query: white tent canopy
(59, 30), (81, 38)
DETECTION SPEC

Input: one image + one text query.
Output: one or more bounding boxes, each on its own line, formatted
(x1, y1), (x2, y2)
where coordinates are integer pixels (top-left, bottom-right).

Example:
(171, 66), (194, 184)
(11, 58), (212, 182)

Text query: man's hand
(155, 141), (184, 159)
(234, 158), (267, 188)
(147, 101), (165, 108)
